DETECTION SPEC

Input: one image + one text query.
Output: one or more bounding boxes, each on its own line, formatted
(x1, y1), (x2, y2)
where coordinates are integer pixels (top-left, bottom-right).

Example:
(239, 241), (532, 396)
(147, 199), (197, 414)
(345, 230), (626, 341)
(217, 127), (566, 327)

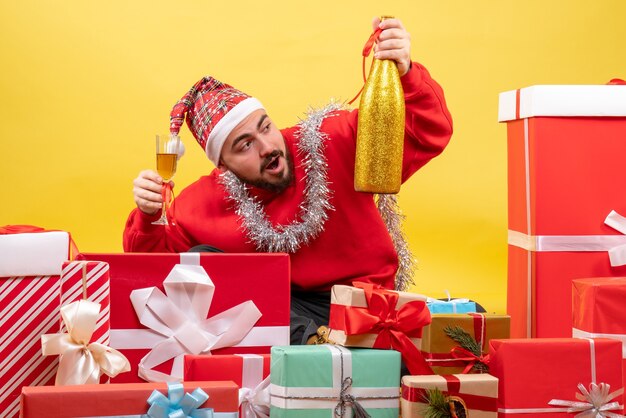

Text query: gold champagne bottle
(354, 16), (405, 194)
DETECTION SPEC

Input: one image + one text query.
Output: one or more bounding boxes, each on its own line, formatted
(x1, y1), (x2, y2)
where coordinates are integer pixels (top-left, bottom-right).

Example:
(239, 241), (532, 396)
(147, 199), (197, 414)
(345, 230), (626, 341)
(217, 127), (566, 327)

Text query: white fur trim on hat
(206, 97), (264, 165)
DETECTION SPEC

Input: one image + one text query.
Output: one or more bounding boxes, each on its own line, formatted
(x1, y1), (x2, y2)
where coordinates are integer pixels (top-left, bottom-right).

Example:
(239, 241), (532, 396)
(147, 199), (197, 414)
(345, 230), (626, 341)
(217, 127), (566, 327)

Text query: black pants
(188, 245), (330, 345)
(290, 290), (331, 345)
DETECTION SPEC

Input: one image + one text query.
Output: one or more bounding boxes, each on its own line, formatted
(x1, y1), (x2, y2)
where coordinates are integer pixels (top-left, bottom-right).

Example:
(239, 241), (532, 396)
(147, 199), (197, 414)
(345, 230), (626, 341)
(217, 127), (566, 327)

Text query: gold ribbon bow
(548, 383), (625, 418)
(41, 300), (130, 385)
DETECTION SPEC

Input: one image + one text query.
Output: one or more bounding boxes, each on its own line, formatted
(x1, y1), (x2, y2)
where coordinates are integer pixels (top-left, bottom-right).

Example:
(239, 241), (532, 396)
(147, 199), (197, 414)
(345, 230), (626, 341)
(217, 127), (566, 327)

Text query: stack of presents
(3, 83), (626, 417)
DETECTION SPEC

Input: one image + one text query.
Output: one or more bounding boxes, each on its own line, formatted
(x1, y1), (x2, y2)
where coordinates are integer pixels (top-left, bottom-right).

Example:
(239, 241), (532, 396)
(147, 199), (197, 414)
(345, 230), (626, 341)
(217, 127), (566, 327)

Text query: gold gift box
(421, 314), (510, 375)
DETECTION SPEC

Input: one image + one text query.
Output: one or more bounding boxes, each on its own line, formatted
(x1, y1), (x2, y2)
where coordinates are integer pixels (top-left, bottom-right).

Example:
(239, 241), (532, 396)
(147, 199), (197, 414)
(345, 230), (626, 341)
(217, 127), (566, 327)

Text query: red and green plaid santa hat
(169, 76), (264, 166)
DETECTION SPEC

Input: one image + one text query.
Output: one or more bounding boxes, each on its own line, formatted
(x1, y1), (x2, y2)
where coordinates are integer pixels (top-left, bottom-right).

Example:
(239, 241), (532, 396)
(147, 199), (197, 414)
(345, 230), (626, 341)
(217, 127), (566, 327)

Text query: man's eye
(263, 124), (271, 132)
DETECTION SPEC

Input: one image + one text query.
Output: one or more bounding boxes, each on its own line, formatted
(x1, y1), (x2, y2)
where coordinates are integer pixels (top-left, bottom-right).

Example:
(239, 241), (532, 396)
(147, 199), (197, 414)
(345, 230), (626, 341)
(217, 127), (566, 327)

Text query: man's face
(218, 109), (293, 193)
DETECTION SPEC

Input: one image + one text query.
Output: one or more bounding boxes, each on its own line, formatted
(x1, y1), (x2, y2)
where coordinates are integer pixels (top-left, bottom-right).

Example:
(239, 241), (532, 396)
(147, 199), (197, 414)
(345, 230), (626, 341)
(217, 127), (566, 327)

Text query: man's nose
(257, 137), (273, 156)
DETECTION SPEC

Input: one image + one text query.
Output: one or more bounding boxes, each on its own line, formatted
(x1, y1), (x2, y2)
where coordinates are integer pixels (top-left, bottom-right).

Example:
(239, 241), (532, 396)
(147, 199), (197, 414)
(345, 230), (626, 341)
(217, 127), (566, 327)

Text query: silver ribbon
(548, 383), (625, 417)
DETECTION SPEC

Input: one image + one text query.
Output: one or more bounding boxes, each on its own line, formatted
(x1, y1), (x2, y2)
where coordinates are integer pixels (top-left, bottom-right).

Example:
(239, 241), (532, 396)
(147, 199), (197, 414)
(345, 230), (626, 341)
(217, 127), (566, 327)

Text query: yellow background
(2, 1), (625, 313)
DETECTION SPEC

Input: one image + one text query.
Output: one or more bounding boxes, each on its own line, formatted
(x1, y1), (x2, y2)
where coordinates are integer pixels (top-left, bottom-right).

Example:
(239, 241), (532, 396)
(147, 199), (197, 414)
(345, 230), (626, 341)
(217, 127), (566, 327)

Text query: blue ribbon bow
(145, 383), (214, 418)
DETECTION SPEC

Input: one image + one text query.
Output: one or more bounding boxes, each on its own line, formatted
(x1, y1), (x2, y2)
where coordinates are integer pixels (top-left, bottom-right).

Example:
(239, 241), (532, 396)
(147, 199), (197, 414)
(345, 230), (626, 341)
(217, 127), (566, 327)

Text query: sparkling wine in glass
(152, 133), (180, 225)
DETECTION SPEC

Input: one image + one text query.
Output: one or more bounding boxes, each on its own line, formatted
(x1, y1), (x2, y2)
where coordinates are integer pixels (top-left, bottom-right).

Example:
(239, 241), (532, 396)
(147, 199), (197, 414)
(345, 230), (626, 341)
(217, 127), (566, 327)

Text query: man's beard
(229, 148), (295, 193)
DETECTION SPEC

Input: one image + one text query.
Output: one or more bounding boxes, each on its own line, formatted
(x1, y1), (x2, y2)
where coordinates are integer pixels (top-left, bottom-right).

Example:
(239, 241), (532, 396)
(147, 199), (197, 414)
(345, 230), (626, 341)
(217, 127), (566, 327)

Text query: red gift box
(20, 381), (239, 418)
(490, 338), (624, 416)
(573, 277), (626, 394)
(184, 354), (270, 418)
(0, 228), (71, 418)
(75, 252), (290, 383)
(499, 85), (626, 338)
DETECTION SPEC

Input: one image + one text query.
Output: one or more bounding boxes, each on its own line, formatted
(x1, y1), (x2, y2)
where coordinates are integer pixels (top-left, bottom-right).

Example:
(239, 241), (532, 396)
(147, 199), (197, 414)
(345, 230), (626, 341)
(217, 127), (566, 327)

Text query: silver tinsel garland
(220, 103), (338, 253)
(220, 102), (415, 291)
(376, 194), (416, 291)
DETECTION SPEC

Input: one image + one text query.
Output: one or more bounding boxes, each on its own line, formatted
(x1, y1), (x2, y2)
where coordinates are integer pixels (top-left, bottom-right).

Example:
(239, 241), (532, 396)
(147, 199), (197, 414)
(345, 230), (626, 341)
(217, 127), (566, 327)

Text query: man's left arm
(375, 17), (453, 182)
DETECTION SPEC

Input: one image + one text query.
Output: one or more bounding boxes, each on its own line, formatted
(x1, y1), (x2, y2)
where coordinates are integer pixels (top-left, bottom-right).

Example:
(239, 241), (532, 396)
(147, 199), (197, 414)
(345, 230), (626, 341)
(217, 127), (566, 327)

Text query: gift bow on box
(340, 281), (433, 375)
(240, 376), (270, 418)
(449, 346), (491, 374)
(84, 383), (238, 418)
(41, 300), (130, 385)
(238, 354), (270, 418)
(144, 383), (234, 418)
(130, 263), (262, 382)
(548, 383), (624, 418)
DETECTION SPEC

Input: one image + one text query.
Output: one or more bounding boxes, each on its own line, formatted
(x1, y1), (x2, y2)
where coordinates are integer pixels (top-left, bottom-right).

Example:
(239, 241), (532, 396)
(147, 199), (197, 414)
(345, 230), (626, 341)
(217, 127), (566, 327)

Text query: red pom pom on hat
(169, 76), (263, 165)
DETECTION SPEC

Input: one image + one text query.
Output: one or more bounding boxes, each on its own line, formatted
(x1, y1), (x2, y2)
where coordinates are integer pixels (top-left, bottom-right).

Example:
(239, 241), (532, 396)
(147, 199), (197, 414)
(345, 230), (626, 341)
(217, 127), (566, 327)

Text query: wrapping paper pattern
(0, 275), (60, 417)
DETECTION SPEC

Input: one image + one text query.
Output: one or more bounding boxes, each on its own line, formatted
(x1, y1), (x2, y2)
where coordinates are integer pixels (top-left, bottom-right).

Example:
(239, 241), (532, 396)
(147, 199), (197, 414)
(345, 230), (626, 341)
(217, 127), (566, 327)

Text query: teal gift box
(270, 345), (400, 418)
(427, 298), (477, 314)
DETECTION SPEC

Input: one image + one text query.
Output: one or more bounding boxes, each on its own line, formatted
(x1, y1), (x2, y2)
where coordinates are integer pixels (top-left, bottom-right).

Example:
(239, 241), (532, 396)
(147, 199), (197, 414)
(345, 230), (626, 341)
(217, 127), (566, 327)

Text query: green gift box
(270, 345), (400, 418)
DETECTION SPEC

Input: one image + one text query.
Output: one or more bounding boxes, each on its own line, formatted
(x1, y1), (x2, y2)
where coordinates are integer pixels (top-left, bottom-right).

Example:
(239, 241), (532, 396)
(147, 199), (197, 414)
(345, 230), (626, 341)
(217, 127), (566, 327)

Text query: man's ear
(217, 159), (228, 172)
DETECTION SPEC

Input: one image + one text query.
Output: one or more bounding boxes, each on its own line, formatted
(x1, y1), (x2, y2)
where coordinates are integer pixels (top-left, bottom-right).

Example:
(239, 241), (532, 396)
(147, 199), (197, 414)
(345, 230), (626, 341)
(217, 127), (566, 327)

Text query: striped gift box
(0, 275), (61, 417)
(0, 230), (70, 418)
(59, 261), (110, 347)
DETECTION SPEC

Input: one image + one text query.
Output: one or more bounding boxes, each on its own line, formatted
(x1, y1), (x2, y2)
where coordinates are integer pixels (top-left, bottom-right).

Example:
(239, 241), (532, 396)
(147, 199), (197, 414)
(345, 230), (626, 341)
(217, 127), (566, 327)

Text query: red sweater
(123, 62), (453, 291)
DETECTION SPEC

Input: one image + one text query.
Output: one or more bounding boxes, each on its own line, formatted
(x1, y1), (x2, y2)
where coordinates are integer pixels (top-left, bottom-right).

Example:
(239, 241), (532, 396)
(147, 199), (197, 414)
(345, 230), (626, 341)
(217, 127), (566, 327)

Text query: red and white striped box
(0, 228), (70, 418)
(59, 261), (110, 346)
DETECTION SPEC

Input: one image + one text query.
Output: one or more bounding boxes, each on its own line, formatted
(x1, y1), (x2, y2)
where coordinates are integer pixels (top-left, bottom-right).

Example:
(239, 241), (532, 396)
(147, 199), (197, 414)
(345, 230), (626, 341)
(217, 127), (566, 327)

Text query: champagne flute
(152, 133), (180, 225)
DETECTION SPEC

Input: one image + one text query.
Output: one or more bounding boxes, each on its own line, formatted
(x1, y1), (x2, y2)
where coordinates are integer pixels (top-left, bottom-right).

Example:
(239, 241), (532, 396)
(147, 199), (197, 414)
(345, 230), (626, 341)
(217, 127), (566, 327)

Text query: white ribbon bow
(239, 376), (271, 418)
(41, 300), (130, 385)
(549, 383), (625, 418)
(130, 263), (262, 382)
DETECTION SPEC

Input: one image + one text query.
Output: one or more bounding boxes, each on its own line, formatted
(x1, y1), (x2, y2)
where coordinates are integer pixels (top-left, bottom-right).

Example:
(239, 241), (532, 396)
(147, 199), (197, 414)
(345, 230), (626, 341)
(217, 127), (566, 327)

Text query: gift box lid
(498, 84), (626, 122)
(0, 230), (70, 276)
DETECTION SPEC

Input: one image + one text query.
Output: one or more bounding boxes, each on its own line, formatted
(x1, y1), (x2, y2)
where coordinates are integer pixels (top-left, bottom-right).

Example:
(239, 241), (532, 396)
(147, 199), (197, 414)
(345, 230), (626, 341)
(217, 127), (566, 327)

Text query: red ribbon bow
(450, 346), (491, 374)
(341, 282), (433, 375)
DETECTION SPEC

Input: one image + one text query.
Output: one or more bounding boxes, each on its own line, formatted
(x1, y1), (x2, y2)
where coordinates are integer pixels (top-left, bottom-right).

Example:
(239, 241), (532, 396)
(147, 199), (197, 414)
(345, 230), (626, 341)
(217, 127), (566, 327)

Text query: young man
(124, 17), (453, 344)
